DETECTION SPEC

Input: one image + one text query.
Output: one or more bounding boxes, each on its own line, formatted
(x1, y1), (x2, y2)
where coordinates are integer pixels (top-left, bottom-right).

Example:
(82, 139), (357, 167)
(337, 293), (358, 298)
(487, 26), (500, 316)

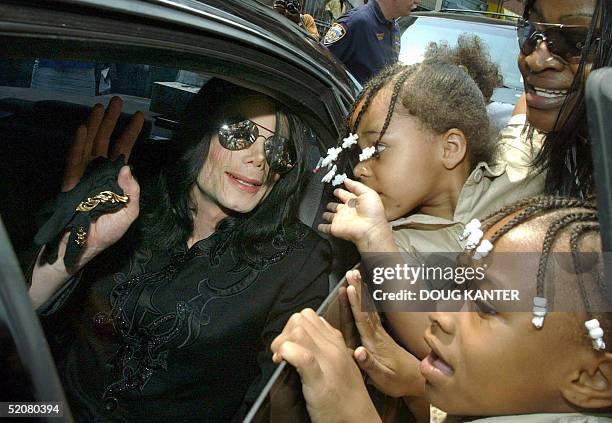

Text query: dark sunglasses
(218, 118), (296, 174)
(517, 19), (597, 64)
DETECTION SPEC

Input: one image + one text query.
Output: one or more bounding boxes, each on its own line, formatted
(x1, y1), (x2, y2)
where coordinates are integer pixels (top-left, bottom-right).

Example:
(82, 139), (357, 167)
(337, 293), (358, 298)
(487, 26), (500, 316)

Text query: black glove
(35, 156), (129, 268)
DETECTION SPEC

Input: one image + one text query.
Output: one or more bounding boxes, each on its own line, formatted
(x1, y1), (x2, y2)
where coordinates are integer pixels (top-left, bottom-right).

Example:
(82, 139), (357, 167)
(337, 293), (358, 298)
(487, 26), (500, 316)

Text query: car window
(0, 58), (215, 262)
(1, 59), (209, 123)
(399, 17), (523, 91)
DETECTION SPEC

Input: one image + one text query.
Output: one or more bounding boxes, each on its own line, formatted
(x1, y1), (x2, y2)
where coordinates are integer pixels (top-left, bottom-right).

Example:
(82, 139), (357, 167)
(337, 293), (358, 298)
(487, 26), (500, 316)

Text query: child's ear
(562, 354), (612, 409)
(440, 129), (468, 170)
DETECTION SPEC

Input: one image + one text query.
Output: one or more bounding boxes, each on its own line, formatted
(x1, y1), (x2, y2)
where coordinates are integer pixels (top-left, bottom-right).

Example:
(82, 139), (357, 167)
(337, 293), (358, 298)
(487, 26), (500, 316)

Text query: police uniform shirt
(322, 0), (400, 85)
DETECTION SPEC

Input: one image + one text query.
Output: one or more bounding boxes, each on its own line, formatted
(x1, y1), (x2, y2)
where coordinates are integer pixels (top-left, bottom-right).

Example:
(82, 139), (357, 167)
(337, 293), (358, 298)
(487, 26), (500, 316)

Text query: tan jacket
(392, 114), (545, 254)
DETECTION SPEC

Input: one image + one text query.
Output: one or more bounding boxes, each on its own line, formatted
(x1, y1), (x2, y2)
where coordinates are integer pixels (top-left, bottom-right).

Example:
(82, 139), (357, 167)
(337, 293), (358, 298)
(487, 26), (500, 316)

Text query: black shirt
(39, 223), (331, 422)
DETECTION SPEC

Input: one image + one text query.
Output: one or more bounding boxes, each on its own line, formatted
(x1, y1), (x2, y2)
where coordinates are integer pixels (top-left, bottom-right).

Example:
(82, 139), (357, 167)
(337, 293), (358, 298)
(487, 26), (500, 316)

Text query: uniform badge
(376, 32), (385, 41)
(323, 23), (347, 45)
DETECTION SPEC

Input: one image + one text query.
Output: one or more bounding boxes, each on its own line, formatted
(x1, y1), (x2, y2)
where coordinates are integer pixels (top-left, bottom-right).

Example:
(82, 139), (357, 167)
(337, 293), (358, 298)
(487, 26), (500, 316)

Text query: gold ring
(75, 225), (87, 247)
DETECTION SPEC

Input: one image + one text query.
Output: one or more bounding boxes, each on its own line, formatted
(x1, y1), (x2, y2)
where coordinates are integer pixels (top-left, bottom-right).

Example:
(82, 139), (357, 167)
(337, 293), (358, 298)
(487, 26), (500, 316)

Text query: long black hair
(525, 0), (612, 198)
(139, 79), (307, 265)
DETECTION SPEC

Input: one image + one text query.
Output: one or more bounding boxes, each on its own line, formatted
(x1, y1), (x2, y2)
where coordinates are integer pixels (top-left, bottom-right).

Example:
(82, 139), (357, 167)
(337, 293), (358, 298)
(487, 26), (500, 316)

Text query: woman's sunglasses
(218, 118), (296, 174)
(517, 19), (598, 64)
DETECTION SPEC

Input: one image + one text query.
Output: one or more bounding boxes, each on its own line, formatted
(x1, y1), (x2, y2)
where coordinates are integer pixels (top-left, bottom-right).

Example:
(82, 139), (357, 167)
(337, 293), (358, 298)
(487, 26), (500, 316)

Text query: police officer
(322, 0), (419, 85)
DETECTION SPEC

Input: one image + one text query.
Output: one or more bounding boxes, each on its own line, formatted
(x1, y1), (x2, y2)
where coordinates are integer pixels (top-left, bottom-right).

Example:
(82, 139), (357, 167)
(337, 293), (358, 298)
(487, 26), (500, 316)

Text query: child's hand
(346, 270), (425, 399)
(271, 308), (381, 423)
(319, 178), (394, 252)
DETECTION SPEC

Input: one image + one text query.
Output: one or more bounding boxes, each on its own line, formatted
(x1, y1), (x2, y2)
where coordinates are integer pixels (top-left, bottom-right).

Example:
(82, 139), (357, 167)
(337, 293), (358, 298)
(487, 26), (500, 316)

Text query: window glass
(0, 57), (212, 262)
(399, 18), (523, 90)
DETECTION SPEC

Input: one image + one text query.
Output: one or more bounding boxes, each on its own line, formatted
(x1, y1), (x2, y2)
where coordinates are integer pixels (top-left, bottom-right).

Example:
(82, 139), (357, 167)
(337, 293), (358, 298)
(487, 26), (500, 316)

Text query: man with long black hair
(28, 80), (331, 422)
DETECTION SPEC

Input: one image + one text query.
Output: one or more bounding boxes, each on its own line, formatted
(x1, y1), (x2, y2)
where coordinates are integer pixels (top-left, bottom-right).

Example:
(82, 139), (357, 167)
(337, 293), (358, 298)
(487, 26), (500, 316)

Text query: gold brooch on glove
(76, 191), (129, 212)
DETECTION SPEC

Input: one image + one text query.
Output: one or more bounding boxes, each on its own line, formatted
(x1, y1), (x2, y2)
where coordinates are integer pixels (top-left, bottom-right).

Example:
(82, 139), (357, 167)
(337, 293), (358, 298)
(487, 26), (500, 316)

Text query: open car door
(0, 217), (73, 421)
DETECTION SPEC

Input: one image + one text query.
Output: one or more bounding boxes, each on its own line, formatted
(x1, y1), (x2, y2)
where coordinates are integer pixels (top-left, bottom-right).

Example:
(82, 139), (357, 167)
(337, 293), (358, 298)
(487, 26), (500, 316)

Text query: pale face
(193, 97), (281, 216)
(420, 220), (596, 415)
(519, 0), (596, 132)
(351, 87), (444, 221)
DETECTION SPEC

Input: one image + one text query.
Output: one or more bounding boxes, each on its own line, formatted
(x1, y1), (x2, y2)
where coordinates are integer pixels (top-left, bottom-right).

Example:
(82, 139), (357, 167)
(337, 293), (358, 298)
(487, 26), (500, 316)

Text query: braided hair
(476, 195), (608, 348)
(347, 35), (502, 172)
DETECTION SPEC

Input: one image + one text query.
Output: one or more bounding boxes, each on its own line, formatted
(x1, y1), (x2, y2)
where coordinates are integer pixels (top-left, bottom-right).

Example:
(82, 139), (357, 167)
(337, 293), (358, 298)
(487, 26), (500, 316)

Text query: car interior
(0, 52), (359, 275)
(0, 44), (359, 416)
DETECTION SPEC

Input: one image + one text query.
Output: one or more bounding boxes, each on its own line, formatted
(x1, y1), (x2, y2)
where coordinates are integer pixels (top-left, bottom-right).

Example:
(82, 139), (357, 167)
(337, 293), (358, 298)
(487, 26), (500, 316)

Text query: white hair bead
(314, 157), (324, 172)
(590, 327), (604, 339)
(321, 164), (337, 183)
(358, 146), (376, 162)
(585, 319), (606, 351)
(331, 173), (347, 187)
(320, 147), (343, 169)
(532, 297), (547, 329)
(585, 319), (600, 330)
(464, 229), (485, 251)
(533, 297), (547, 308)
(472, 239), (493, 260)
(532, 316), (545, 329)
(593, 338), (606, 351)
(341, 133), (359, 149)
(315, 133), (359, 177)
(461, 218), (493, 259)
(466, 218), (481, 229)
(460, 219), (482, 241)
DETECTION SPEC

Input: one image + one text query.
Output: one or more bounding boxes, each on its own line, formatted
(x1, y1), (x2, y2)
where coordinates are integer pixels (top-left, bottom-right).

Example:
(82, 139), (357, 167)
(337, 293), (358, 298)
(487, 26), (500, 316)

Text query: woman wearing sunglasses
(517, 0), (610, 197)
(28, 79), (331, 421)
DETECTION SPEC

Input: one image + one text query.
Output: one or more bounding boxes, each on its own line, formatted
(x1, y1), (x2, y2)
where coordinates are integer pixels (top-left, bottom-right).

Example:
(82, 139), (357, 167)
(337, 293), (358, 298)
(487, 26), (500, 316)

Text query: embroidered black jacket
(37, 223), (331, 422)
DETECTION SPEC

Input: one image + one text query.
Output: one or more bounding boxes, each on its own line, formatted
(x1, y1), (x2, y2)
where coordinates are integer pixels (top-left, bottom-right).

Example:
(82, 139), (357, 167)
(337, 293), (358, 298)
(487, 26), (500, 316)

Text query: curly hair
(348, 34), (503, 171)
(423, 34), (503, 102)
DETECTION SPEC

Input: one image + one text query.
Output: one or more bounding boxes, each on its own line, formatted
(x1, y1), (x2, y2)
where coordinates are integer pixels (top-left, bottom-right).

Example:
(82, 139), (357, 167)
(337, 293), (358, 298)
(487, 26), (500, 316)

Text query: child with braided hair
(273, 195), (612, 422)
(321, 35), (543, 261)
(317, 35), (545, 366)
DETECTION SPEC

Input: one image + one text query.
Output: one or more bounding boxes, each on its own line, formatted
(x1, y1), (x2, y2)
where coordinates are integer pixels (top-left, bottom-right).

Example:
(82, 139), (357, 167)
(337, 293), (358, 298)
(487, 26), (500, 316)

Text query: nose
(524, 39), (565, 73)
(428, 311), (456, 335)
(353, 161), (371, 180)
(242, 137), (267, 169)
